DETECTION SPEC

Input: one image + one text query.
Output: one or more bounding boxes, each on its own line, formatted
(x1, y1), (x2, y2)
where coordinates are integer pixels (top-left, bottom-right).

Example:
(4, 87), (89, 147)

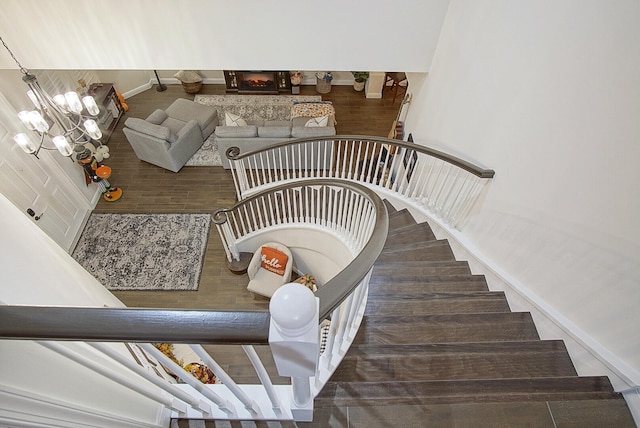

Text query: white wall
(0, 194), (167, 427)
(406, 0), (640, 386)
(0, 0), (449, 72)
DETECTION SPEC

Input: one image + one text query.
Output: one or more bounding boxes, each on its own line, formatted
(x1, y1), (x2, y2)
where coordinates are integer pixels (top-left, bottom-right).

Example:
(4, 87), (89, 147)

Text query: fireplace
(237, 71), (279, 94)
(224, 70), (291, 94)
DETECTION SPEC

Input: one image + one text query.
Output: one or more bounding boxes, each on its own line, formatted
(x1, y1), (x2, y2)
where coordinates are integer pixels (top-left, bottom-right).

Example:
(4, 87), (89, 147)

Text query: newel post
(269, 283), (319, 422)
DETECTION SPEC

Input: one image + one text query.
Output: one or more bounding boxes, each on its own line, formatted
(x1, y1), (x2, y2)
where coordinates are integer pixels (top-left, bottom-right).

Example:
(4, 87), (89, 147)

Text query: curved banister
(213, 178), (388, 320)
(1, 179), (387, 342)
(226, 135), (495, 179)
(227, 135), (495, 230)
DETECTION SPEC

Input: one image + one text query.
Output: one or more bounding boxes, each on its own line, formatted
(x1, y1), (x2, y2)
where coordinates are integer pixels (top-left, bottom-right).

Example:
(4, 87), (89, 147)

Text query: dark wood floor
(95, 83), (400, 311)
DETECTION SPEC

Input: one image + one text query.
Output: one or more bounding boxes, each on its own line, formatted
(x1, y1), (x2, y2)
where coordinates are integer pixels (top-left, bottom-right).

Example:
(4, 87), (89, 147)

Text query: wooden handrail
(226, 135), (496, 179)
(213, 178), (389, 321)
(0, 306), (270, 344)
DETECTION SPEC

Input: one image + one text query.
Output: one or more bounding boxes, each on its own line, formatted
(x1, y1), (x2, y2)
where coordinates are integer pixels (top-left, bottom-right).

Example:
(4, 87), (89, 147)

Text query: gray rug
(186, 94), (322, 167)
(72, 213), (211, 291)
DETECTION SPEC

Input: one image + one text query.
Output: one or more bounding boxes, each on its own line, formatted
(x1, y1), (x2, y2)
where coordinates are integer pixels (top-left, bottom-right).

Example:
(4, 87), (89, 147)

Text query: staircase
(173, 202), (635, 427)
(312, 202), (635, 426)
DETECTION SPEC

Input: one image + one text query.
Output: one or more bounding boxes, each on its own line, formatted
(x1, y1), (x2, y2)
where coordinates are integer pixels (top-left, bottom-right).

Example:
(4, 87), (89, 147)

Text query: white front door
(0, 93), (93, 252)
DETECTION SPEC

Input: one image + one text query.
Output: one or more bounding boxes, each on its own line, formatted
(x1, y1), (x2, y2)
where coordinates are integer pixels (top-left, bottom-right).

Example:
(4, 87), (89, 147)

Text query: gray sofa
(215, 117), (336, 169)
(123, 98), (218, 172)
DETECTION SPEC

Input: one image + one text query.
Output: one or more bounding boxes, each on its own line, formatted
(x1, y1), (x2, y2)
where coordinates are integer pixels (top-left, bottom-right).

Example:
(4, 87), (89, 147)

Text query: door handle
(26, 208), (43, 221)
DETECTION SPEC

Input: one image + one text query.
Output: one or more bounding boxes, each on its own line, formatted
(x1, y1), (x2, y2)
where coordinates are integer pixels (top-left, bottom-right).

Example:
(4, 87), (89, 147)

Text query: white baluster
(89, 342), (200, 415)
(37, 341), (187, 413)
(242, 345), (284, 416)
(190, 344), (262, 417)
(141, 343), (238, 417)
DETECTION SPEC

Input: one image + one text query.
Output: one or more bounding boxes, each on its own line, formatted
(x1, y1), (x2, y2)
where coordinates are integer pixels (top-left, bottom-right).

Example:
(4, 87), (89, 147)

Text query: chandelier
(1, 36), (103, 159)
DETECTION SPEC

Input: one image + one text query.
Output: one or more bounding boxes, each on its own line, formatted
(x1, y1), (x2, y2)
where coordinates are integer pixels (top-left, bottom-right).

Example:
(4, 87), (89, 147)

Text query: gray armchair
(122, 98), (218, 172)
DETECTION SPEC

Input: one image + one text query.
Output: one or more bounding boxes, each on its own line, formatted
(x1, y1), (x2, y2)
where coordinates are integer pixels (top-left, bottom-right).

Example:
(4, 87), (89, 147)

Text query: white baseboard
(122, 82), (152, 99)
(383, 194), (640, 424)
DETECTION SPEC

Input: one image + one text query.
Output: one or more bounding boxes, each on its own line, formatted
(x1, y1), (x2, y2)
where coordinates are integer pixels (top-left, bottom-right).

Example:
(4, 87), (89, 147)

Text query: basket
(316, 78), (331, 94)
(181, 81), (202, 94)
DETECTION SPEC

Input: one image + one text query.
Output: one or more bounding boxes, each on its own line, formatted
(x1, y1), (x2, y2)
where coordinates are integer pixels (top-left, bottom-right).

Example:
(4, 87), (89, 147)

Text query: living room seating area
(122, 98), (218, 172)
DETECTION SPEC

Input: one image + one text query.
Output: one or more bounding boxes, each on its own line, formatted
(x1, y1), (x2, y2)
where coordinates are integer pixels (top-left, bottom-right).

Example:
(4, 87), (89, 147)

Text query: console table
(89, 83), (124, 143)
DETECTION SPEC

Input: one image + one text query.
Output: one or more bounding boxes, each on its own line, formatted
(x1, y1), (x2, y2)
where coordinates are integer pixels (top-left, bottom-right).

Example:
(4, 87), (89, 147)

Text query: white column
(365, 72), (385, 99)
(269, 283), (319, 422)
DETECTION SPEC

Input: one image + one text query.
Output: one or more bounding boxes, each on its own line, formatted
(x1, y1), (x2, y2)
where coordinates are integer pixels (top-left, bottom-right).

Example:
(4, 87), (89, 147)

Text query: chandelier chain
(0, 35), (29, 74)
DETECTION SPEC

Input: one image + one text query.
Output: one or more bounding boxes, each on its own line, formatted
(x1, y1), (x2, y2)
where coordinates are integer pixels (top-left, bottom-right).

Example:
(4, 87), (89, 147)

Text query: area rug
(72, 213), (211, 291)
(194, 94), (322, 123)
(186, 94), (322, 167)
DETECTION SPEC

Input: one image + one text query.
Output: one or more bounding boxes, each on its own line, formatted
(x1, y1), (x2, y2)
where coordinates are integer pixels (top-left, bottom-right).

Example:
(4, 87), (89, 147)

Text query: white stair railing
(0, 179), (388, 424)
(227, 135), (495, 229)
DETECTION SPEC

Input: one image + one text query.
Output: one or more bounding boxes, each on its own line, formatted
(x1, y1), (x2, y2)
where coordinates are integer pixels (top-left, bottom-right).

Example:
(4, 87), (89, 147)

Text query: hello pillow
(261, 246), (289, 276)
(225, 112), (248, 126)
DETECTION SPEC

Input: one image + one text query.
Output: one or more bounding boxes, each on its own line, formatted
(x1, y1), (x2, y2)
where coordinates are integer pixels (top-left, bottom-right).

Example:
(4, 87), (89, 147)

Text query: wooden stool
(384, 72), (408, 103)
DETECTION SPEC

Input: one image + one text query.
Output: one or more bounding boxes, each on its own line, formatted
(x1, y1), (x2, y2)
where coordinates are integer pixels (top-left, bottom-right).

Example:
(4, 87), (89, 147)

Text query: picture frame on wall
(403, 133), (418, 183)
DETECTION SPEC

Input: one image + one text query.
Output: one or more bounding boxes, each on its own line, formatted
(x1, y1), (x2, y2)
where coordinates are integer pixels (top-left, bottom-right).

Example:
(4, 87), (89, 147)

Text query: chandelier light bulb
(28, 110), (49, 133)
(13, 133), (37, 154)
(53, 94), (69, 112)
(82, 96), (99, 116)
(52, 135), (73, 157)
(26, 90), (41, 108)
(65, 91), (83, 114)
(83, 119), (102, 140)
(18, 110), (36, 130)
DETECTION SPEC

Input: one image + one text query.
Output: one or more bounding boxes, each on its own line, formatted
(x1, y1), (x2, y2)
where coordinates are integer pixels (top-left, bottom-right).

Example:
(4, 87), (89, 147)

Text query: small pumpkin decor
(295, 274), (317, 292)
(153, 343), (220, 384)
(184, 362), (218, 384)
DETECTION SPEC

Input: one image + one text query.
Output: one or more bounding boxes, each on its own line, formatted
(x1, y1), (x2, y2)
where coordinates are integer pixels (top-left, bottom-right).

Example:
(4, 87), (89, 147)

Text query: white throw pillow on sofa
(305, 116), (329, 127)
(225, 112), (248, 126)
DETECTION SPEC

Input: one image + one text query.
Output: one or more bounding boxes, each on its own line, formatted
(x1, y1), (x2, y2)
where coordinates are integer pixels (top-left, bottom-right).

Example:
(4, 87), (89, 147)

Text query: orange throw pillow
(261, 247), (289, 276)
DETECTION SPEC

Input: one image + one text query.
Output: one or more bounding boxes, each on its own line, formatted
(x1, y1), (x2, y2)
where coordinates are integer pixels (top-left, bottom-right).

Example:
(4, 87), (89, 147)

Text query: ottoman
(165, 98), (218, 139)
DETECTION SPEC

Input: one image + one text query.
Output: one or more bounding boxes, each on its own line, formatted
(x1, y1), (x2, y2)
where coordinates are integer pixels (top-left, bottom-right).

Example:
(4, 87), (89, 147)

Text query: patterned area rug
(186, 94), (322, 167)
(72, 213), (211, 291)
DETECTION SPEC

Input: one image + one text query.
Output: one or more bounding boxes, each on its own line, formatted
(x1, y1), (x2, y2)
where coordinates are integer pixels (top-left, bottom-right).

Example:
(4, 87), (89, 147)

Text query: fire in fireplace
(237, 71), (279, 94)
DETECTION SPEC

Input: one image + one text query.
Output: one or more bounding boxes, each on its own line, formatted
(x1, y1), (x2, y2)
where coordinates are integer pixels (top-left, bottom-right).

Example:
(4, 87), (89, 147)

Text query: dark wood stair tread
(315, 377), (622, 407)
(364, 294), (511, 315)
(378, 240), (456, 262)
(370, 272), (486, 283)
(386, 224), (437, 244)
(331, 340), (578, 382)
(354, 312), (540, 345)
(388, 209), (417, 230)
(369, 281), (490, 294)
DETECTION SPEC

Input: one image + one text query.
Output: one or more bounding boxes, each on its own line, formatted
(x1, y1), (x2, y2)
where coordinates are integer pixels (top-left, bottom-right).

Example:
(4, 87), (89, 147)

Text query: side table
(89, 83), (124, 143)
(227, 252), (253, 275)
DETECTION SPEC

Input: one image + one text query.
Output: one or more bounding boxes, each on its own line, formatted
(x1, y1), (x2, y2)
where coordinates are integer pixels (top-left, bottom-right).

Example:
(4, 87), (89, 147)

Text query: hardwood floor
(95, 83), (400, 310)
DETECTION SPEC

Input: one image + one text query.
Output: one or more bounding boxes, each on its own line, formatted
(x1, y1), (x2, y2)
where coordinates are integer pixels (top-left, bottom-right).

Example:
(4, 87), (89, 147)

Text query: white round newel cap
(270, 283), (317, 336)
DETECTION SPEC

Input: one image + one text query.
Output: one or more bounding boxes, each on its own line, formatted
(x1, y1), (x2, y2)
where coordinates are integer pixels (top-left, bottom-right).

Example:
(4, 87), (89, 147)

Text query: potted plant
(351, 71), (369, 91)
